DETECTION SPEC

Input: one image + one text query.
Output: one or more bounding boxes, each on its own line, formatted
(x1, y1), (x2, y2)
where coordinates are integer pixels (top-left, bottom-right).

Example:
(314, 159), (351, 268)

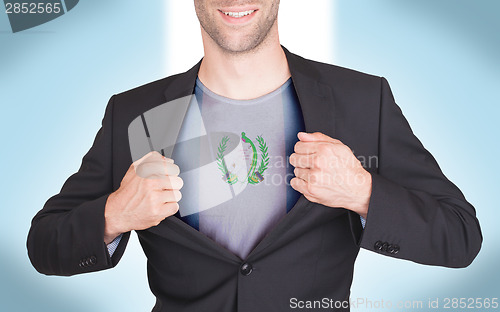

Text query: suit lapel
(160, 60), (203, 157)
(163, 59), (201, 102)
(249, 48), (338, 257)
(283, 46), (336, 137)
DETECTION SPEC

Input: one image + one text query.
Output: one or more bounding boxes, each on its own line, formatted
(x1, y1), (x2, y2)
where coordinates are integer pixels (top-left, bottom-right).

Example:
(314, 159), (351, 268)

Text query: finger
(163, 157), (174, 164)
(294, 141), (328, 154)
(290, 176), (305, 192)
(165, 162), (180, 176)
(289, 153), (316, 168)
(158, 190), (182, 203)
(297, 132), (342, 144)
(293, 167), (311, 181)
(141, 152), (175, 166)
(124, 151), (160, 182)
(136, 162), (180, 178)
(290, 177), (312, 196)
(138, 162), (179, 178)
(134, 151), (174, 168)
(294, 167), (325, 185)
(133, 151), (162, 166)
(142, 155), (174, 165)
(294, 141), (315, 154)
(124, 152), (160, 183)
(162, 202), (180, 217)
(290, 177), (319, 203)
(160, 176), (184, 190)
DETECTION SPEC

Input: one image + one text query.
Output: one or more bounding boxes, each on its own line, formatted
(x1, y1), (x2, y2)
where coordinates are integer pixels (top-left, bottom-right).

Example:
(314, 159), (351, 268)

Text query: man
(27, 0), (482, 311)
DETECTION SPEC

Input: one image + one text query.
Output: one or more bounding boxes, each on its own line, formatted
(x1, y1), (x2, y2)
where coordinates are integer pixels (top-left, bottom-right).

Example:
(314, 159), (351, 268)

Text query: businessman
(27, 1), (482, 311)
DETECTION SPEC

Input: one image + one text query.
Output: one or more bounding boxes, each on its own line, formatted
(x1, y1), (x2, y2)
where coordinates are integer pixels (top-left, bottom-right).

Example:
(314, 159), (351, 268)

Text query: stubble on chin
(195, 1), (280, 55)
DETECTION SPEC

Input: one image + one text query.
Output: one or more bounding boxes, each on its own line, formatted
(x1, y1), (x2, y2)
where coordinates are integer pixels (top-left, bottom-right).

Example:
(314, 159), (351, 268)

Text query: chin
(220, 37), (261, 54)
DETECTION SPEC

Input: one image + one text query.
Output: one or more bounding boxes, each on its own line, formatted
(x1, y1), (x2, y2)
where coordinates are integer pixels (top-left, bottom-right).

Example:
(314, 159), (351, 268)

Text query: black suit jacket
(27, 47), (482, 311)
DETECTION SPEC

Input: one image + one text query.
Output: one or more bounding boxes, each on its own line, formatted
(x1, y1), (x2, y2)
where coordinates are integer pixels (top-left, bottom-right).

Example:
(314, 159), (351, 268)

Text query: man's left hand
(289, 132), (372, 219)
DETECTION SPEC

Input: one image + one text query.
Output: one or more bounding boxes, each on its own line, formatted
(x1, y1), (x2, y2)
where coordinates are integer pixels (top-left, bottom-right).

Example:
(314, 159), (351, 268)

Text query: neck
(198, 25), (291, 100)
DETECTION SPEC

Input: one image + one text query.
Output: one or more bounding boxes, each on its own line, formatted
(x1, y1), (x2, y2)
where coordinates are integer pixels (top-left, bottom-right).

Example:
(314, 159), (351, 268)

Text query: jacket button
(89, 256), (97, 265)
(386, 244), (400, 254)
(393, 245), (400, 254)
(381, 242), (389, 252)
(79, 259), (87, 267)
(240, 263), (253, 276)
(374, 241), (383, 251)
(387, 244), (395, 254)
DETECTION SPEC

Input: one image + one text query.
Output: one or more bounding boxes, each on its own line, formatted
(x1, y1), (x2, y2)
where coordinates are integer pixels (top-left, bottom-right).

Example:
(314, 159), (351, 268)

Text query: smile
(220, 10), (256, 18)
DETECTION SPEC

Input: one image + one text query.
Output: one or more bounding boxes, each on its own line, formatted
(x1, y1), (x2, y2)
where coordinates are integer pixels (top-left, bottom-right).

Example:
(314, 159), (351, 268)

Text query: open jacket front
(27, 47), (482, 312)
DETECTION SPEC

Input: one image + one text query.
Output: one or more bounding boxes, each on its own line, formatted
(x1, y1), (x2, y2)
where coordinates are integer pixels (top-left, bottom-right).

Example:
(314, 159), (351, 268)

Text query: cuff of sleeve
(67, 193), (114, 274)
(360, 216), (366, 229)
(106, 234), (123, 257)
(358, 173), (404, 256)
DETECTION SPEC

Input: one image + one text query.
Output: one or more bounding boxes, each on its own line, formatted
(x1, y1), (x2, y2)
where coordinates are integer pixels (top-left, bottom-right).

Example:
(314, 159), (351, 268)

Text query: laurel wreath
(216, 134), (269, 184)
(256, 135), (269, 174)
(216, 135), (230, 177)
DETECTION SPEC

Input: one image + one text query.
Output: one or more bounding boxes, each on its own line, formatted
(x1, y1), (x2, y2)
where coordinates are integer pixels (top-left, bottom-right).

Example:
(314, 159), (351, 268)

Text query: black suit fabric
(27, 47), (482, 312)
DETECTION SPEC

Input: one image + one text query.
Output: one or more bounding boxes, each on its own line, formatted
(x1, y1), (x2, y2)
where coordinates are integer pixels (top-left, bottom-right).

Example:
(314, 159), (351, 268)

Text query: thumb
(297, 132), (340, 143)
(134, 151), (158, 166)
(134, 151), (173, 167)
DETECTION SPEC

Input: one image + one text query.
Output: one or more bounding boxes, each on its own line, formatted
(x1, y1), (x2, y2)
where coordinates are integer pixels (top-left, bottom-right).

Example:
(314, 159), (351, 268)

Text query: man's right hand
(103, 151), (183, 244)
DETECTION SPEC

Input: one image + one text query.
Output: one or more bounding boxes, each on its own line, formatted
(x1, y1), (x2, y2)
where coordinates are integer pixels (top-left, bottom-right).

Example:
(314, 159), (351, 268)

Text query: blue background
(0, 1), (498, 311)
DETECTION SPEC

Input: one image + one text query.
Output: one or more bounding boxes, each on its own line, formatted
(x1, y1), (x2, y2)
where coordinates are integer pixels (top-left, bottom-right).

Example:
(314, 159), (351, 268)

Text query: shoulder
(102, 69), (195, 129)
(113, 72), (183, 104)
(288, 51), (383, 92)
(108, 62), (199, 124)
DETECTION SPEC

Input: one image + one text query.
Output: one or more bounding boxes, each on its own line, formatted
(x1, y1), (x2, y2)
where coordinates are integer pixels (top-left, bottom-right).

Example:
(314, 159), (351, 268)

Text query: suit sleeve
(354, 77), (482, 268)
(27, 96), (130, 276)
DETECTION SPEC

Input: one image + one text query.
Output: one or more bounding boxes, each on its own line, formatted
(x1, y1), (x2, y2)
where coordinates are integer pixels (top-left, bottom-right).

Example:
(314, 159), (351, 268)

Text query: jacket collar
(283, 46), (336, 137)
(163, 45), (336, 138)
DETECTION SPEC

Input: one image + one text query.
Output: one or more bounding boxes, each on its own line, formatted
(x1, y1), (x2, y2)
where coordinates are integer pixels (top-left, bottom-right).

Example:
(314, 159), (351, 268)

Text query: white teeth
(222, 10), (255, 18)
